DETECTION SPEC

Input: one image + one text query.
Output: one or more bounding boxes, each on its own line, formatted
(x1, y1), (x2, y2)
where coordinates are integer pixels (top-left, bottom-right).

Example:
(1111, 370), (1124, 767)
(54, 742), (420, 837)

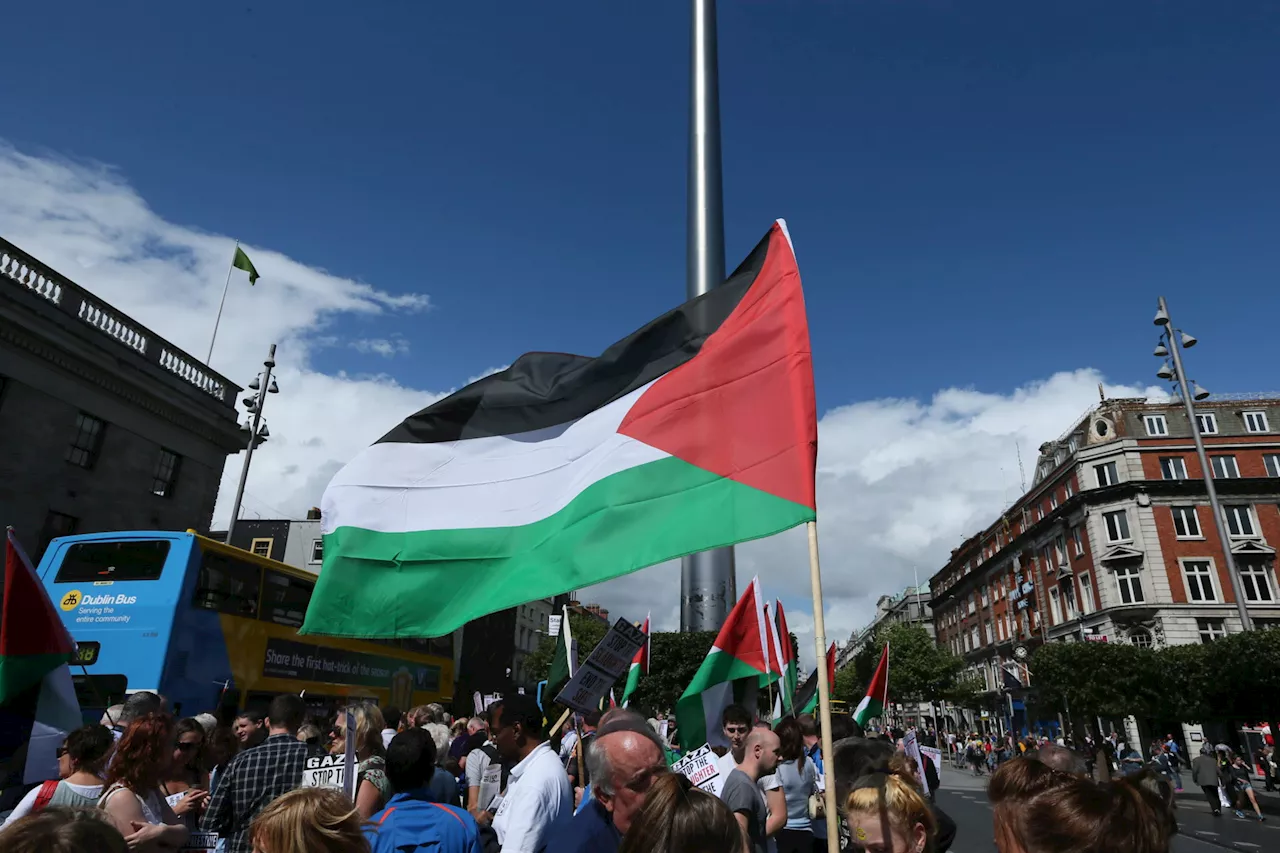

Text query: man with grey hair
(551, 709), (668, 852)
(424, 703), (450, 763)
(104, 692), (166, 740)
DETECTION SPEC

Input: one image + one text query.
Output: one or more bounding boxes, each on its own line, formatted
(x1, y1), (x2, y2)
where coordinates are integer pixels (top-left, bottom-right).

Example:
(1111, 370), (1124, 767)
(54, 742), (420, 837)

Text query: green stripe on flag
(302, 455), (813, 639)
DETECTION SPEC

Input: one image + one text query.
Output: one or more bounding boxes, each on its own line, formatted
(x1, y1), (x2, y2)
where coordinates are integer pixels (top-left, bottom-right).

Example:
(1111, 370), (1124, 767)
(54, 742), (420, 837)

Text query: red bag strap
(32, 779), (59, 812)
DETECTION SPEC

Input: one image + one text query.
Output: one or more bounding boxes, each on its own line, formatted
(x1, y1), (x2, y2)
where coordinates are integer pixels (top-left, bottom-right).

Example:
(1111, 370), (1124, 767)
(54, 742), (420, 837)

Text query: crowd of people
(0, 686), (1256, 853)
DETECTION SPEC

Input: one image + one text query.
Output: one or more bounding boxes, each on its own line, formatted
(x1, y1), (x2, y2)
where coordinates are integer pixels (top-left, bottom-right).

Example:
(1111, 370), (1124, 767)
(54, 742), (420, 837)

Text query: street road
(932, 763), (1278, 853)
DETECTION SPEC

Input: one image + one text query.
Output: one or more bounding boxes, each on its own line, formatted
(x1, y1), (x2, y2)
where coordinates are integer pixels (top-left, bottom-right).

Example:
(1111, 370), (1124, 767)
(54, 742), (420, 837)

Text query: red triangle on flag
(1, 532), (75, 659)
(710, 578), (770, 674)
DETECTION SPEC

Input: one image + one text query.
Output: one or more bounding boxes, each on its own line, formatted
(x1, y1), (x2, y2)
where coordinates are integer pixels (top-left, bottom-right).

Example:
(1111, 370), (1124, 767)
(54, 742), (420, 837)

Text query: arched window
(1129, 628), (1153, 649)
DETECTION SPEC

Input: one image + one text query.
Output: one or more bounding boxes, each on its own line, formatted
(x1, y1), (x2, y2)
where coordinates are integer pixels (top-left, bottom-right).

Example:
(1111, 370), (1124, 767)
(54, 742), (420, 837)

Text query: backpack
(480, 744), (511, 793)
(31, 780), (59, 813)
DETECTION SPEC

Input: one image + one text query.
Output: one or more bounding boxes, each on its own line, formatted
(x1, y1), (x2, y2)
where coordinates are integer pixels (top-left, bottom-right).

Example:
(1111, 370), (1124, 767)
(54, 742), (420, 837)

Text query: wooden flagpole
(806, 521), (839, 851)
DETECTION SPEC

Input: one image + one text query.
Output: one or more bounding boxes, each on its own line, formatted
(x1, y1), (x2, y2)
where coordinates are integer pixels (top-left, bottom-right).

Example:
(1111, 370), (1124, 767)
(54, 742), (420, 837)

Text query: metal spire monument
(681, 0), (737, 631)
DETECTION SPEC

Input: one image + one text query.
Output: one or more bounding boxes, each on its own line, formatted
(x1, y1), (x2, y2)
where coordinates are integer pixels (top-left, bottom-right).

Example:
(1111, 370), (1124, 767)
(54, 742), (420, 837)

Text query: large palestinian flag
(302, 221), (816, 638)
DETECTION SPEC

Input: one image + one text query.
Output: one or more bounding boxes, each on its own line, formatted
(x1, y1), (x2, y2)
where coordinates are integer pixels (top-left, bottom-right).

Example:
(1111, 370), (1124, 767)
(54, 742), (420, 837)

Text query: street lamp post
(225, 343), (279, 547)
(1152, 297), (1253, 631)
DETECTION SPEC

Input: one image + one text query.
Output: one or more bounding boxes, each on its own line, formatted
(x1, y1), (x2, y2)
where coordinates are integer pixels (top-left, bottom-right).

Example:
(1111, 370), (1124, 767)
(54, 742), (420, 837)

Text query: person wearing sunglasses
(161, 717), (210, 829)
(0, 724), (114, 827)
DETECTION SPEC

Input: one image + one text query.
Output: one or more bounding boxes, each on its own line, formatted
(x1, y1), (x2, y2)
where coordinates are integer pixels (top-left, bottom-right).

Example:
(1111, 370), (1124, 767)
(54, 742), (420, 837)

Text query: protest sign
(672, 743), (723, 796)
(555, 617), (646, 713)
(301, 754), (346, 790)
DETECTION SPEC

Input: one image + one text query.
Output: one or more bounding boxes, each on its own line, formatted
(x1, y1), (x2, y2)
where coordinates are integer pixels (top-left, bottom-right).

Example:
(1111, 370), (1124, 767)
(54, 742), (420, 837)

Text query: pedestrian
(0, 807), (128, 853)
(423, 704), (452, 763)
(465, 707), (505, 822)
(1192, 744), (1223, 816)
(551, 710), (669, 852)
(1, 724), (114, 827)
(201, 694), (311, 853)
(844, 758), (936, 853)
(160, 717), (210, 830)
(249, 787), (370, 853)
(719, 727), (781, 853)
(617, 773), (743, 853)
(332, 702), (394, 819)
(365, 728), (482, 853)
(98, 713), (191, 850)
(490, 694), (573, 852)
(1225, 754), (1265, 821)
(773, 717), (817, 853)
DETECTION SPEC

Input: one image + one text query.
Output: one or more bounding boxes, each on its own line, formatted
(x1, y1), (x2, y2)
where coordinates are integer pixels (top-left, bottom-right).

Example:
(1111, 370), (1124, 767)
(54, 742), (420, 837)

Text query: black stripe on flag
(378, 227), (774, 444)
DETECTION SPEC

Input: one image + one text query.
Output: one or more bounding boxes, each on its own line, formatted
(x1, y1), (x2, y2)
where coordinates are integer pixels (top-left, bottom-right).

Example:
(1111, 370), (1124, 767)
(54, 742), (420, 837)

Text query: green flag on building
(232, 246), (260, 285)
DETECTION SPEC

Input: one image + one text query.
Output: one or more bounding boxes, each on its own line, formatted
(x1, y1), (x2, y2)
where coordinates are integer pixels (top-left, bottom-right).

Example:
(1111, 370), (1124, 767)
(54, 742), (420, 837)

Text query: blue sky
(4, 2), (1279, 645)
(8, 2), (1279, 403)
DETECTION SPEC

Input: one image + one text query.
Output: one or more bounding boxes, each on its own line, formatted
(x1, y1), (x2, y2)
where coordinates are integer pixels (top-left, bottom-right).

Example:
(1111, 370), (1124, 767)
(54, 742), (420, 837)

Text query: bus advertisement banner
(262, 637), (440, 692)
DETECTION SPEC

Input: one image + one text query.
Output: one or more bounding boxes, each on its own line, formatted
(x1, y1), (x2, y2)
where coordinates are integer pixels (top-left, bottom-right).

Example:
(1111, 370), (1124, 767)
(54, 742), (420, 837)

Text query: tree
(834, 664), (860, 707)
(523, 613), (611, 686)
(854, 623), (965, 705)
(628, 631), (718, 716)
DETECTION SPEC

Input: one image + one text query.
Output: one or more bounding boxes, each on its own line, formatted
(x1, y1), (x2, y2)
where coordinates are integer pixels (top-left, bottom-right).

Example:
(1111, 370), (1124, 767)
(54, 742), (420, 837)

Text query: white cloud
(1, 142), (1162, 671)
(580, 371), (1162, 668)
(350, 337), (411, 358)
(0, 143), (441, 527)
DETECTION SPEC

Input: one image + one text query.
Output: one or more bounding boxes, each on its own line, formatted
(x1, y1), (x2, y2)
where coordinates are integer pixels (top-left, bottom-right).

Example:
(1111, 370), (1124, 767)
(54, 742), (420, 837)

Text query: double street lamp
(225, 343), (280, 546)
(1151, 298), (1253, 631)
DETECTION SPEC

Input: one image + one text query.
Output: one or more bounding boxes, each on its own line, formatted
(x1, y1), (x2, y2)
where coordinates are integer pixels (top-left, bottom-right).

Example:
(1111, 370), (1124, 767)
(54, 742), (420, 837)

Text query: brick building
(930, 395), (1280, 737)
(0, 237), (243, 557)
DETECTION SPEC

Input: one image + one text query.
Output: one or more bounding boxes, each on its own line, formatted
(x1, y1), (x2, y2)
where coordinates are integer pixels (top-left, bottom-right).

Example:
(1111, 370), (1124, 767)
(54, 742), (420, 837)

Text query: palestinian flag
(853, 643), (889, 727)
(0, 531), (81, 786)
(675, 577), (777, 749)
(620, 614), (649, 708)
(546, 607), (575, 696)
(763, 602), (787, 713)
(302, 221), (816, 638)
(775, 601), (799, 713)
(795, 642), (836, 715)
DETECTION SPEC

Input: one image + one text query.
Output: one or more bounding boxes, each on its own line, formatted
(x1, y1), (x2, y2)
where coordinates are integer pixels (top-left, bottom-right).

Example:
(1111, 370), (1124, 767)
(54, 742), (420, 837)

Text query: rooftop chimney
(306, 507), (321, 520)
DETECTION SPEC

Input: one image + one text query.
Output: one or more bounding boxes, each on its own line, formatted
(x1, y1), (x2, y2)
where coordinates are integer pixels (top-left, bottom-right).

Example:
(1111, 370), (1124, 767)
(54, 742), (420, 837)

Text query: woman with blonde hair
(249, 787), (370, 853)
(330, 703), (393, 818)
(844, 756), (937, 853)
(618, 772), (742, 853)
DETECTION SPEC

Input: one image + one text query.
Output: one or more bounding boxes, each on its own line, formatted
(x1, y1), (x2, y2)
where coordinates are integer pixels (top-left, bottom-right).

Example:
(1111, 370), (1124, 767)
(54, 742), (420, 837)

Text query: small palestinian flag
(620, 614), (649, 708)
(854, 643), (890, 726)
(675, 577), (777, 749)
(302, 221), (816, 638)
(796, 642), (836, 716)
(775, 601), (799, 714)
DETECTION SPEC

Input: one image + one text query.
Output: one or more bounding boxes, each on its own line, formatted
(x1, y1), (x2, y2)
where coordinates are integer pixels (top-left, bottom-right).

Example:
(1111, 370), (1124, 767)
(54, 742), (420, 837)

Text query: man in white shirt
(491, 695), (572, 853)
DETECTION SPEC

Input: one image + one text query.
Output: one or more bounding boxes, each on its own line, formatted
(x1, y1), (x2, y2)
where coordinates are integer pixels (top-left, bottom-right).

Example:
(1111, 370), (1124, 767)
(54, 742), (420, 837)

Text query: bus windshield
(54, 540), (171, 583)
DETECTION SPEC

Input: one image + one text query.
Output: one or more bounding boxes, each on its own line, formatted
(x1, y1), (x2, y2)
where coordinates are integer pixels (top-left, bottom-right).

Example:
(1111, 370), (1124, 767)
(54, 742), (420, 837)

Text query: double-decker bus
(37, 531), (453, 721)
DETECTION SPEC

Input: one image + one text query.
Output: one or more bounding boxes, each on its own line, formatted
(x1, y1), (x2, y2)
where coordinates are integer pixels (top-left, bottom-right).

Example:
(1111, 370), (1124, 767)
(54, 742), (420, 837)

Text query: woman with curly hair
(331, 703), (393, 818)
(98, 713), (190, 851)
(250, 787), (370, 853)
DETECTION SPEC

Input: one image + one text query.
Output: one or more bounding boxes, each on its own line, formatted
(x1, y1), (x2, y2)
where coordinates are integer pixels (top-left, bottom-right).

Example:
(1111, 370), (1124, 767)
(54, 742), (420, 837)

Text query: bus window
(193, 550), (261, 617)
(55, 541), (171, 584)
(72, 674), (128, 713)
(261, 570), (313, 628)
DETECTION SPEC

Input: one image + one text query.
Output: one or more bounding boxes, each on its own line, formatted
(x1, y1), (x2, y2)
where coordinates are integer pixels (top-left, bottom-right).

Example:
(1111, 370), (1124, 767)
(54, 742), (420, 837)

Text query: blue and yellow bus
(36, 531), (454, 721)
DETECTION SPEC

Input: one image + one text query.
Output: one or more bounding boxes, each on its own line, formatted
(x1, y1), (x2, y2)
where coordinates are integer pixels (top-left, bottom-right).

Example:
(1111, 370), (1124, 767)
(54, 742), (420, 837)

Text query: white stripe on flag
(24, 664), (82, 784)
(323, 382), (668, 534)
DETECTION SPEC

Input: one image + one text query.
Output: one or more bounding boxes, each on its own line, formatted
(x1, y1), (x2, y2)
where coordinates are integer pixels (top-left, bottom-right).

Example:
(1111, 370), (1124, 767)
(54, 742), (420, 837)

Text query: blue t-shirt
(549, 796), (621, 853)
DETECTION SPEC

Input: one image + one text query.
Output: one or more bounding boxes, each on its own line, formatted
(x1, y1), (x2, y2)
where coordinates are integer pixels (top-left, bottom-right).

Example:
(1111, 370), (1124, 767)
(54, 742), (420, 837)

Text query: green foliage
(833, 664), (860, 707)
(942, 673), (986, 709)
(524, 613), (611, 686)
(628, 631), (719, 715)
(854, 623), (965, 705)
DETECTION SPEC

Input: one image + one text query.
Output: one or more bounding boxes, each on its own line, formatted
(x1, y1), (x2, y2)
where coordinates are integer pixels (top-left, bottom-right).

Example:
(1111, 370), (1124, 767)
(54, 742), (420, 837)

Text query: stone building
(930, 395), (1280, 740)
(0, 237), (243, 557)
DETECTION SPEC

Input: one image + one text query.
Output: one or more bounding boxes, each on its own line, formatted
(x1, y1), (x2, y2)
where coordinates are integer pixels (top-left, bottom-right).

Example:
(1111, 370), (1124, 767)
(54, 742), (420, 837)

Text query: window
(985, 621), (994, 645)
(65, 412), (106, 468)
(968, 596), (975, 615)
(1196, 413), (1218, 435)
(1072, 527), (1085, 557)
(151, 449), (181, 497)
(1065, 479), (1075, 499)
(193, 550), (261, 617)
(1035, 506), (1043, 522)
(1239, 565), (1275, 603)
(1062, 580), (1078, 619)
(1078, 573), (1094, 614)
(1210, 455), (1239, 479)
(1224, 505), (1255, 537)
(1197, 618), (1227, 643)
(1054, 534), (1068, 566)
(1182, 560), (1217, 602)
(1048, 587), (1062, 624)
(1050, 492), (1058, 510)
(1243, 411), (1269, 433)
(1265, 454), (1280, 478)
(54, 539), (168, 583)
(250, 538), (273, 558)
(261, 570), (314, 627)
(1160, 456), (1188, 480)
(1129, 628), (1153, 649)
(1094, 461), (1119, 487)
(1103, 510), (1131, 542)
(980, 587), (989, 606)
(1115, 566), (1145, 604)
(970, 627), (979, 648)
(309, 539), (324, 564)
(1144, 414), (1168, 436)
(1171, 506), (1201, 538)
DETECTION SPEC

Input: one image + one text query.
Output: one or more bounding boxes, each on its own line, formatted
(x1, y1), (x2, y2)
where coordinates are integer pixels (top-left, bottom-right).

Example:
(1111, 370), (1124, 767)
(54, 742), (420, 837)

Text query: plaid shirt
(202, 733), (310, 853)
